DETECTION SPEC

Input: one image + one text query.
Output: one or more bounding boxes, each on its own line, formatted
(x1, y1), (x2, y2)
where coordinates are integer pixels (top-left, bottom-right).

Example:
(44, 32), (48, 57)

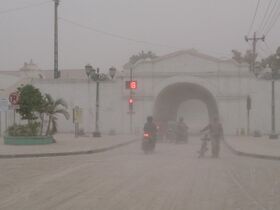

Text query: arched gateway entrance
(153, 82), (219, 134)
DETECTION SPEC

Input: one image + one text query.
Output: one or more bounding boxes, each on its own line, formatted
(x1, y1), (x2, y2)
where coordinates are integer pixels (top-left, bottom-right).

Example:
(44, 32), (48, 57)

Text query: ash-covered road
(0, 138), (279, 210)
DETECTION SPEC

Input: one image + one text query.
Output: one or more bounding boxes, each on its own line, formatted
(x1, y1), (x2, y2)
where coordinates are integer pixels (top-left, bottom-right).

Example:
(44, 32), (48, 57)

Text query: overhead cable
(59, 17), (181, 50)
(0, 0), (50, 15)
(259, 0), (279, 33)
(247, 0), (261, 35)
(258, 0), (273, 32)
(264, 3), (280, 35)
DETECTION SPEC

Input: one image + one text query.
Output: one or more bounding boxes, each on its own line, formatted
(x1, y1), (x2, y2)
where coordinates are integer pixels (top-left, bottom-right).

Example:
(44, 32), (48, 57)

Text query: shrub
(7, 122), (40, 136)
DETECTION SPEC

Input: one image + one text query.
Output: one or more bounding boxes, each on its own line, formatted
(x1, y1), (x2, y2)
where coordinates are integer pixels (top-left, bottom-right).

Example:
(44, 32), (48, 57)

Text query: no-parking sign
(9, 92), (20, 105)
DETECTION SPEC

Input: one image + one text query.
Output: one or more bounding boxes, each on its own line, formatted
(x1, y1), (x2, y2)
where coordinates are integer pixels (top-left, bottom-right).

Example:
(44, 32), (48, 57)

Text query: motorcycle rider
(144, 116), (157, 139)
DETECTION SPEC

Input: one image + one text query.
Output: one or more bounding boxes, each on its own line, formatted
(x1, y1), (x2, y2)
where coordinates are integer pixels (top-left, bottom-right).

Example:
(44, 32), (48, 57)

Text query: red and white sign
(9, 92), (20, 105)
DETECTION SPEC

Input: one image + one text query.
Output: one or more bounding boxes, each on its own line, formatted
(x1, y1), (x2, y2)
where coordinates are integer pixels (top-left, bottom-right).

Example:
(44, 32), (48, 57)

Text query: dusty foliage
(7, 122), (40, 136)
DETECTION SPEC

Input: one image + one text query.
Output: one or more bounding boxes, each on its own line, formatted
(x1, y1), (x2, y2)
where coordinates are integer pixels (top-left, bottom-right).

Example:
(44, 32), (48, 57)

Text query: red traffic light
(128, 98), (134, 112)
(128, 98), (134, 104)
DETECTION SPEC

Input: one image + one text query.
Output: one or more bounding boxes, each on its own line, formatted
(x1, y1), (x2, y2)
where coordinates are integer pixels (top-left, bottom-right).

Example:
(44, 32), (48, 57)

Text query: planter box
(4, 136), (54, 145)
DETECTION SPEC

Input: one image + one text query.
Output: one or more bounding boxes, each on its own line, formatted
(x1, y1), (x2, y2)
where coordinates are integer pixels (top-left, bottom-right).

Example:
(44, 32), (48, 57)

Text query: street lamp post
(252, 47), (280, 139)
(109, 66), (117, 79)
(94, 67), (101, 137)
(85, 64), (101, 137)
(269, 55), (280, 139)
(262, 64), (279, 139)
(85, 64), (117, 137)
(270, 77), (277, 139)
(262, 57), (280, 139)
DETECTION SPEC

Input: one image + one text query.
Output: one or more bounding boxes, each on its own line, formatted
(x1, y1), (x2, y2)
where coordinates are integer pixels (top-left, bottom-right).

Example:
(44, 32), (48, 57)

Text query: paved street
(0, 137), (280, 210)
(0, 134), (136, 157)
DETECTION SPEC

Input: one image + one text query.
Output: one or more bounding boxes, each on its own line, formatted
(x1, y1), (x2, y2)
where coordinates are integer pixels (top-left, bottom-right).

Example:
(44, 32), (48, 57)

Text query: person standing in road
(200, 117), (223, 158)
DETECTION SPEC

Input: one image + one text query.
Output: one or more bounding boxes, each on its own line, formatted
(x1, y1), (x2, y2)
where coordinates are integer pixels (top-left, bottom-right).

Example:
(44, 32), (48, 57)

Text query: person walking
(200, 117), (223, 158)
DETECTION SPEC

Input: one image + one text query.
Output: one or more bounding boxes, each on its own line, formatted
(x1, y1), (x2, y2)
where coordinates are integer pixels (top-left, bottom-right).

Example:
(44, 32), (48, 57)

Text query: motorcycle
(142, 132), (156, 154)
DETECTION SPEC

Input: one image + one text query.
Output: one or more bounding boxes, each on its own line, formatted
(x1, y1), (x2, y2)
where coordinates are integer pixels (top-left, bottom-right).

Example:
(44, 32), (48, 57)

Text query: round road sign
(9, 92), (20, 105)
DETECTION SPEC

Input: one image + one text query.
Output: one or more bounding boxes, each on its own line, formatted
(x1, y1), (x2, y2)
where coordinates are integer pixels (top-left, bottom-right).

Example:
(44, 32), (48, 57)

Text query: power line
(0, 0), (51, 15)
(259, 0), (279, 33)
(258, 0), (273, 32)
(265, 13), (280, 35)
(247, 0), (261, 35)
(264, 3), (280, 36)
(59, 17), (181, 50)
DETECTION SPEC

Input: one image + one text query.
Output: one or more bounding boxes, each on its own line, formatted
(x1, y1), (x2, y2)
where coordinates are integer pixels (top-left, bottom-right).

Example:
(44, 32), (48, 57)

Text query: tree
(129, 50), (157, 65)
(231, 50), (243, 64)
(244, 50), (257, 72)
(260, 46), (280, 79)
(38, 97), (49, 135)
(17, 84), (44, 123)
(44, 94), (70, 136)
(231, 49), (257, 72)
(262, 47), (280, 70)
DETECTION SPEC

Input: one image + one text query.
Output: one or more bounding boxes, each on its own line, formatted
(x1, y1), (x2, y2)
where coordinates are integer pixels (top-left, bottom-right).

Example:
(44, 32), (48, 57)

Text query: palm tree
(44, 94), (70, 136)
(38, 98), (48, 135)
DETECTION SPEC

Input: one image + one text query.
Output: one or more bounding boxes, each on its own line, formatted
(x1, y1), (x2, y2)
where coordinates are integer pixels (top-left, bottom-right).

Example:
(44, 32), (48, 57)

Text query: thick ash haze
(0, 0), (279, 71)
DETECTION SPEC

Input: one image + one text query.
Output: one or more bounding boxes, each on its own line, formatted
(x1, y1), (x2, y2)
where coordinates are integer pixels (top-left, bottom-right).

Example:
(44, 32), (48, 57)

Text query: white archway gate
(153, 81), (219, 135)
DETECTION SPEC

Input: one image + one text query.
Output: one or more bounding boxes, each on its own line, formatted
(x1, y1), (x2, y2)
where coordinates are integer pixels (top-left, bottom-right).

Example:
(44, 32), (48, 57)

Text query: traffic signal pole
(129, 67), (133, 134)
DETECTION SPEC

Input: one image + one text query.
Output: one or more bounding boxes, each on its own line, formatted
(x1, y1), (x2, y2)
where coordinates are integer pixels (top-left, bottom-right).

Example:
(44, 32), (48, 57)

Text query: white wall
(1, 52), (278, 136)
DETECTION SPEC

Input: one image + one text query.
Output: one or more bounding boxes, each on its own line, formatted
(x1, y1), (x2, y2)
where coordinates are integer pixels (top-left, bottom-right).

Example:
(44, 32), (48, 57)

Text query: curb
(224, 138), (280, 160)
(0, 139), (138, 159)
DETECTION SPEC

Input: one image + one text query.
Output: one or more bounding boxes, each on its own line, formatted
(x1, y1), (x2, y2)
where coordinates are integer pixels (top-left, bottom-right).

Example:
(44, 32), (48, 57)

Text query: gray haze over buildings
(0, 0), (279, 71)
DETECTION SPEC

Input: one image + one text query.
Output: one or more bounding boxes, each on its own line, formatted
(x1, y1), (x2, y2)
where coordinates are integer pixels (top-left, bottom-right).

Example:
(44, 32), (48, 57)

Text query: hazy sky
(0, 0), (279, 72)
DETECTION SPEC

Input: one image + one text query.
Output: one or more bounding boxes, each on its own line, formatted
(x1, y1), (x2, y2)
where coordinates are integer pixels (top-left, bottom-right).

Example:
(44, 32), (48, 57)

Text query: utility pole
(54, 0), (60, 79)
(245, 32), (265, 74)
